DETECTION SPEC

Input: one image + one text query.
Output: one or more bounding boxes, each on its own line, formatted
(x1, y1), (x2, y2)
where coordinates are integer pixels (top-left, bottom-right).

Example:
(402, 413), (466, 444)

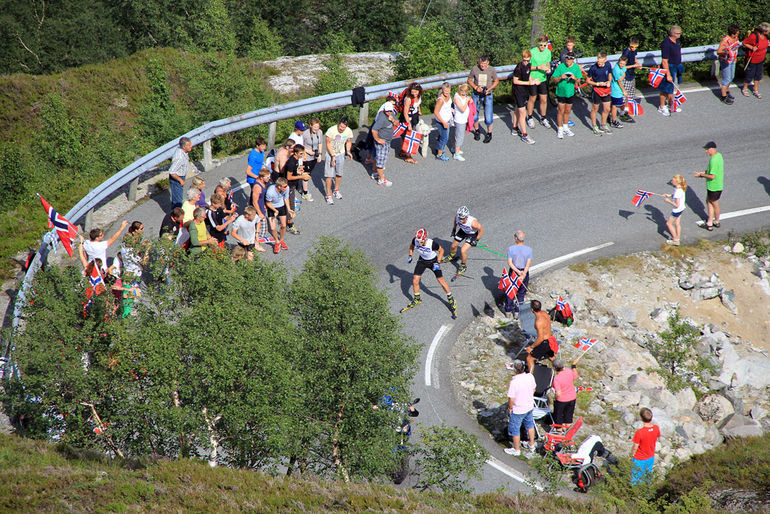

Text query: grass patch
(592, 254), (645, 272)
(568, 262), (591, 275)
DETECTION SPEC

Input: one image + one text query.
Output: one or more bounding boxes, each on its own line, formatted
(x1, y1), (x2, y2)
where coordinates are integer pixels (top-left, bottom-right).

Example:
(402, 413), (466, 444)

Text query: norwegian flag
(576, 386), (594, 393)
(226, 188), (235, 206)
(39, 195), (78, 257)
(632, 189), (653, 208)
(556, 296), (573, 318)
(258, 235), (275, 244)
(546, 39), (553, 51)
(574, 338), (597, 352)
(674, 87), (687, 108)
(87, 265), (106, 297)
(392, 123), (408, 138)
(401, 129), (422, 155)
(648, 68), (666, 88)
(498, 268), (522, 299)
(627, 98), (645, 116)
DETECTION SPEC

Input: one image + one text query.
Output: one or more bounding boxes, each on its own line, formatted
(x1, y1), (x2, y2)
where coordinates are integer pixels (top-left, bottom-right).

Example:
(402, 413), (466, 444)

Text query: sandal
(713, 222), (720, 228)
(741, 89), (751, 97)
(404, 157), (418, 164)
(705, 224), (714, 231)
(753, 90), (762, 99)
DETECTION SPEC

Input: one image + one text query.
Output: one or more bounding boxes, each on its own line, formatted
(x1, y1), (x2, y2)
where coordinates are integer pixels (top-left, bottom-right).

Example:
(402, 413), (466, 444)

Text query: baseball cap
(703, 141), (717, 149)
(295, 120), (308, 131)
(565, 52), (576, 59)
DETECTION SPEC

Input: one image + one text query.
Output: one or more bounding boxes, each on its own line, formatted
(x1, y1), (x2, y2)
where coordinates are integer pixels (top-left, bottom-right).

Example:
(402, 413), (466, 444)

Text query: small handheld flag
(498, 268), (523, 300)
(673, 87), (687, 109)
(556, 296), (573, 318)
(87, 265), (106, 297)
(627, 98), (645, 116)
(574, 338), (596, 352)
(401, 130), (422, 155)
(632, 190), (653, 208)
(576, 386), (594, 393)
(39, 195), (78, 257)
(258, 235), (275, 244)
(648, 68), (665, 88)
(392, 123), (408, 138)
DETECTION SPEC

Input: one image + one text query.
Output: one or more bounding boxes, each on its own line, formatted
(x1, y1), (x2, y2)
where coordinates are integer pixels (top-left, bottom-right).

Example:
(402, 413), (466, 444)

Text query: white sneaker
(453, 154), (466, 161)
(377, 179), (393, 187)
(526, 116), (535, 128)
(302, 193), (314, 202)
(456, 149), (464, 155)
(657, 106), (671, 116)
(325, 195), (334, 205)
(521, 441), (532, 450)
(674, 105), (682, 113)
(333, 190), (342, 200)
(540, 118), (551, 128)
(557, 128), (564, 139)
(564, 127), (575, 137)
(504, 447), (521, 456)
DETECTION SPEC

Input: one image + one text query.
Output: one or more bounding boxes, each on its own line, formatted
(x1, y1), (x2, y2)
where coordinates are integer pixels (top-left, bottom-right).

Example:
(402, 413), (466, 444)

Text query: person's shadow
(758, 176), (770, 197)
(685, 186), (708, 221)
(644, 204), (668, 237)
(385, 263), (445, 305)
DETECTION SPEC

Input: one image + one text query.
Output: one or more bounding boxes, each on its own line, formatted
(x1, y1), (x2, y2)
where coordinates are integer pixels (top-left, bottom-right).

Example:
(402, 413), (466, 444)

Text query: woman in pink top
(552, 358), (579, 428)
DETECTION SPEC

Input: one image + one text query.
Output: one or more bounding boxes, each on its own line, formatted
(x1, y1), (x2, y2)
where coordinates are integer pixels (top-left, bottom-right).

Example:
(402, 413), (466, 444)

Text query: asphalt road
(115, 81), (770, 493)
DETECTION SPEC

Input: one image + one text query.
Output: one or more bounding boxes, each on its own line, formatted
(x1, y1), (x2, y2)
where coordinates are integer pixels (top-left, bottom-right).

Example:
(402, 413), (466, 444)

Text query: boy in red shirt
(631, 407), (661, 484)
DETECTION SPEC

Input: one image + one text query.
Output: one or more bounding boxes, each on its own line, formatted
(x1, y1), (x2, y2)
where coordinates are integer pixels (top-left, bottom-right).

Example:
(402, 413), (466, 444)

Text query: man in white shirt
(83, 220), (128, 271)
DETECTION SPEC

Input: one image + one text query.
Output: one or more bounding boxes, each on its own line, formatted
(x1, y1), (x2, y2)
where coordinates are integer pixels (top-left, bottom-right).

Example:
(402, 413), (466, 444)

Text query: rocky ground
(263, 52), (397, 95)
(450, 240), (770, 470)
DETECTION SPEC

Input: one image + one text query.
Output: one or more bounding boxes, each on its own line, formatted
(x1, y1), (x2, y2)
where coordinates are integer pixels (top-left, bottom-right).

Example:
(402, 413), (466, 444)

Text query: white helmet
(457, 206), (470, 219)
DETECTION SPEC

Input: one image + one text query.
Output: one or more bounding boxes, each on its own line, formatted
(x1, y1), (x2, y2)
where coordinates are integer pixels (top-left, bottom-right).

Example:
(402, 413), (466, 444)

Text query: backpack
(573, 463), (603, 493)
(549, 306), (574, 326)
(394, 88), (410, 114)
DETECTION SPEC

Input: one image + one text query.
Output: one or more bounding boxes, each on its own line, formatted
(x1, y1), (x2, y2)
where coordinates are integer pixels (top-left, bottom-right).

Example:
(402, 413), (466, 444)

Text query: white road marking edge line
(425, 324), (450, 387)
(694, 205), (770, 226)
(530, 242), (614, 275)
(486, 457), (544, 491)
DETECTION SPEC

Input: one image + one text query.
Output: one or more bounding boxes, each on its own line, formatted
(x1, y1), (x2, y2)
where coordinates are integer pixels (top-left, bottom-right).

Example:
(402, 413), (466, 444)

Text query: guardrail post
(84, 188), (95, 233)
(203, 139), (213, 171)
(358, 102), (369, 127)
(128, 177), (139, 202)
(268, 121), (277, 151)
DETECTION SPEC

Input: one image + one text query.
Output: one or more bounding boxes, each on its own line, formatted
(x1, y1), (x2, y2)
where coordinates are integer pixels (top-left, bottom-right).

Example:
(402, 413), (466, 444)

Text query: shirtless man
(524, 299), (558, 372)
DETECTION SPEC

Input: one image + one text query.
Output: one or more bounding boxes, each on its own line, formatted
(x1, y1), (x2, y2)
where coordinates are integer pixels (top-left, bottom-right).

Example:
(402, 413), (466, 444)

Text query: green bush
(0, 144), (28, 212)
(310, 55), (359, 131)
(652, 310), (701, 392)
(395, 22), (463, 80)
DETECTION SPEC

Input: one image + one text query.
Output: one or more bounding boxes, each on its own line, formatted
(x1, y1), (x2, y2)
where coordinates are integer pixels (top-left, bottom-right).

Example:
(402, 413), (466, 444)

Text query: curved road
(119, 82), (769, 493)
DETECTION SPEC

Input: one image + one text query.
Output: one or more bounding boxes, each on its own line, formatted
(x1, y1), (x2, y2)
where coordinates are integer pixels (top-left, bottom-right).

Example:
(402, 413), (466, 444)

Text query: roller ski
(441, 252), (456, 263)
(400, 295), (422, 313)
(450, 263), (467, 282)
(448, 293), (458, 319)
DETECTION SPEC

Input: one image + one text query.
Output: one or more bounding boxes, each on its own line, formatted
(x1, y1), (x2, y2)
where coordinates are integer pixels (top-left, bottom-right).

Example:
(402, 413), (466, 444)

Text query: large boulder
(627, 372), (666, 391)
(718, 342), (770, 388)
(649, 408), (676, 438)
(477, 403), (509, 442)
(718, 413), (764, 439)
(675, 387), (697, 411)
(696, 394), (734, 425)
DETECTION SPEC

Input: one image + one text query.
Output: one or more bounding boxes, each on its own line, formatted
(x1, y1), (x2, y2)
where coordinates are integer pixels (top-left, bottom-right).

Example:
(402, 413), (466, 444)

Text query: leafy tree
(311, 55), (359, 130)
(444, 0), (533, 66)
(138, 59), (189, 147)
(244, 17), (283, 60)
(416, 424), (488, 492)
(192, 0), (237, 54)
(0, 144), (29, 212)
(35, 94), (85, 172)
(653, 310), (699, 391)
(394, 22), (464, 80)
(288, 237), (419, 481)
(3, 243), (302, 468)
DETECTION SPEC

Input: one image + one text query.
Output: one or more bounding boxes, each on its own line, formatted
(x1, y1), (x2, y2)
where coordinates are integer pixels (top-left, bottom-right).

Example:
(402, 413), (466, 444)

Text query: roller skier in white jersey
(442, 205), (484, 280)
(401, 227), (458, 318)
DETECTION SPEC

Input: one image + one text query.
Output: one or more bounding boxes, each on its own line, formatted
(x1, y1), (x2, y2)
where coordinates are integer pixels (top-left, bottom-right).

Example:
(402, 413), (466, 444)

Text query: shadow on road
(618, 209), (634, 220)
(644, 204), (669, 237)
(758, 176), (770, 197)
(685, 186), (708, 221)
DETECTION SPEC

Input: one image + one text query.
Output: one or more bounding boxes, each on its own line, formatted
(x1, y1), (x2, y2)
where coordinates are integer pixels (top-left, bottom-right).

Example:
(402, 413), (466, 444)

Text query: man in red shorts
(524, 300), (558, 372)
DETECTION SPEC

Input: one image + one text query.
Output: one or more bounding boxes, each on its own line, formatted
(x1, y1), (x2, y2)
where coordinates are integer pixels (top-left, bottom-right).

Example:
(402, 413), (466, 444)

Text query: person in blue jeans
(168, 137), (192, 210)
(658, 25), (683, 116)
(433, 83), (453, 161)
(468, 55), (499, 143)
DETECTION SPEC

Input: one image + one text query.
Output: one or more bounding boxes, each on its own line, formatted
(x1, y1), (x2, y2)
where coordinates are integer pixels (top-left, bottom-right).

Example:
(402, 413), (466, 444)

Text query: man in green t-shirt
(527, 35), (553, 129)
(551, 53), (584, 139)
(694, 141), (724, 231)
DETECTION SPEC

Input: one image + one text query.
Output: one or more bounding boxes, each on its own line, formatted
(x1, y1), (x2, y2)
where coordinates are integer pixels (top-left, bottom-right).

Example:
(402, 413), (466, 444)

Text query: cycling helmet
(415, 227), (428, 242)
(457, 205), (470, 219)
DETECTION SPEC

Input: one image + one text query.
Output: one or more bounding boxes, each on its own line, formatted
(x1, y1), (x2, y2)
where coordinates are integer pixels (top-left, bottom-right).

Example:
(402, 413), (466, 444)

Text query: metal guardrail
(0, 43), (722, 376)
